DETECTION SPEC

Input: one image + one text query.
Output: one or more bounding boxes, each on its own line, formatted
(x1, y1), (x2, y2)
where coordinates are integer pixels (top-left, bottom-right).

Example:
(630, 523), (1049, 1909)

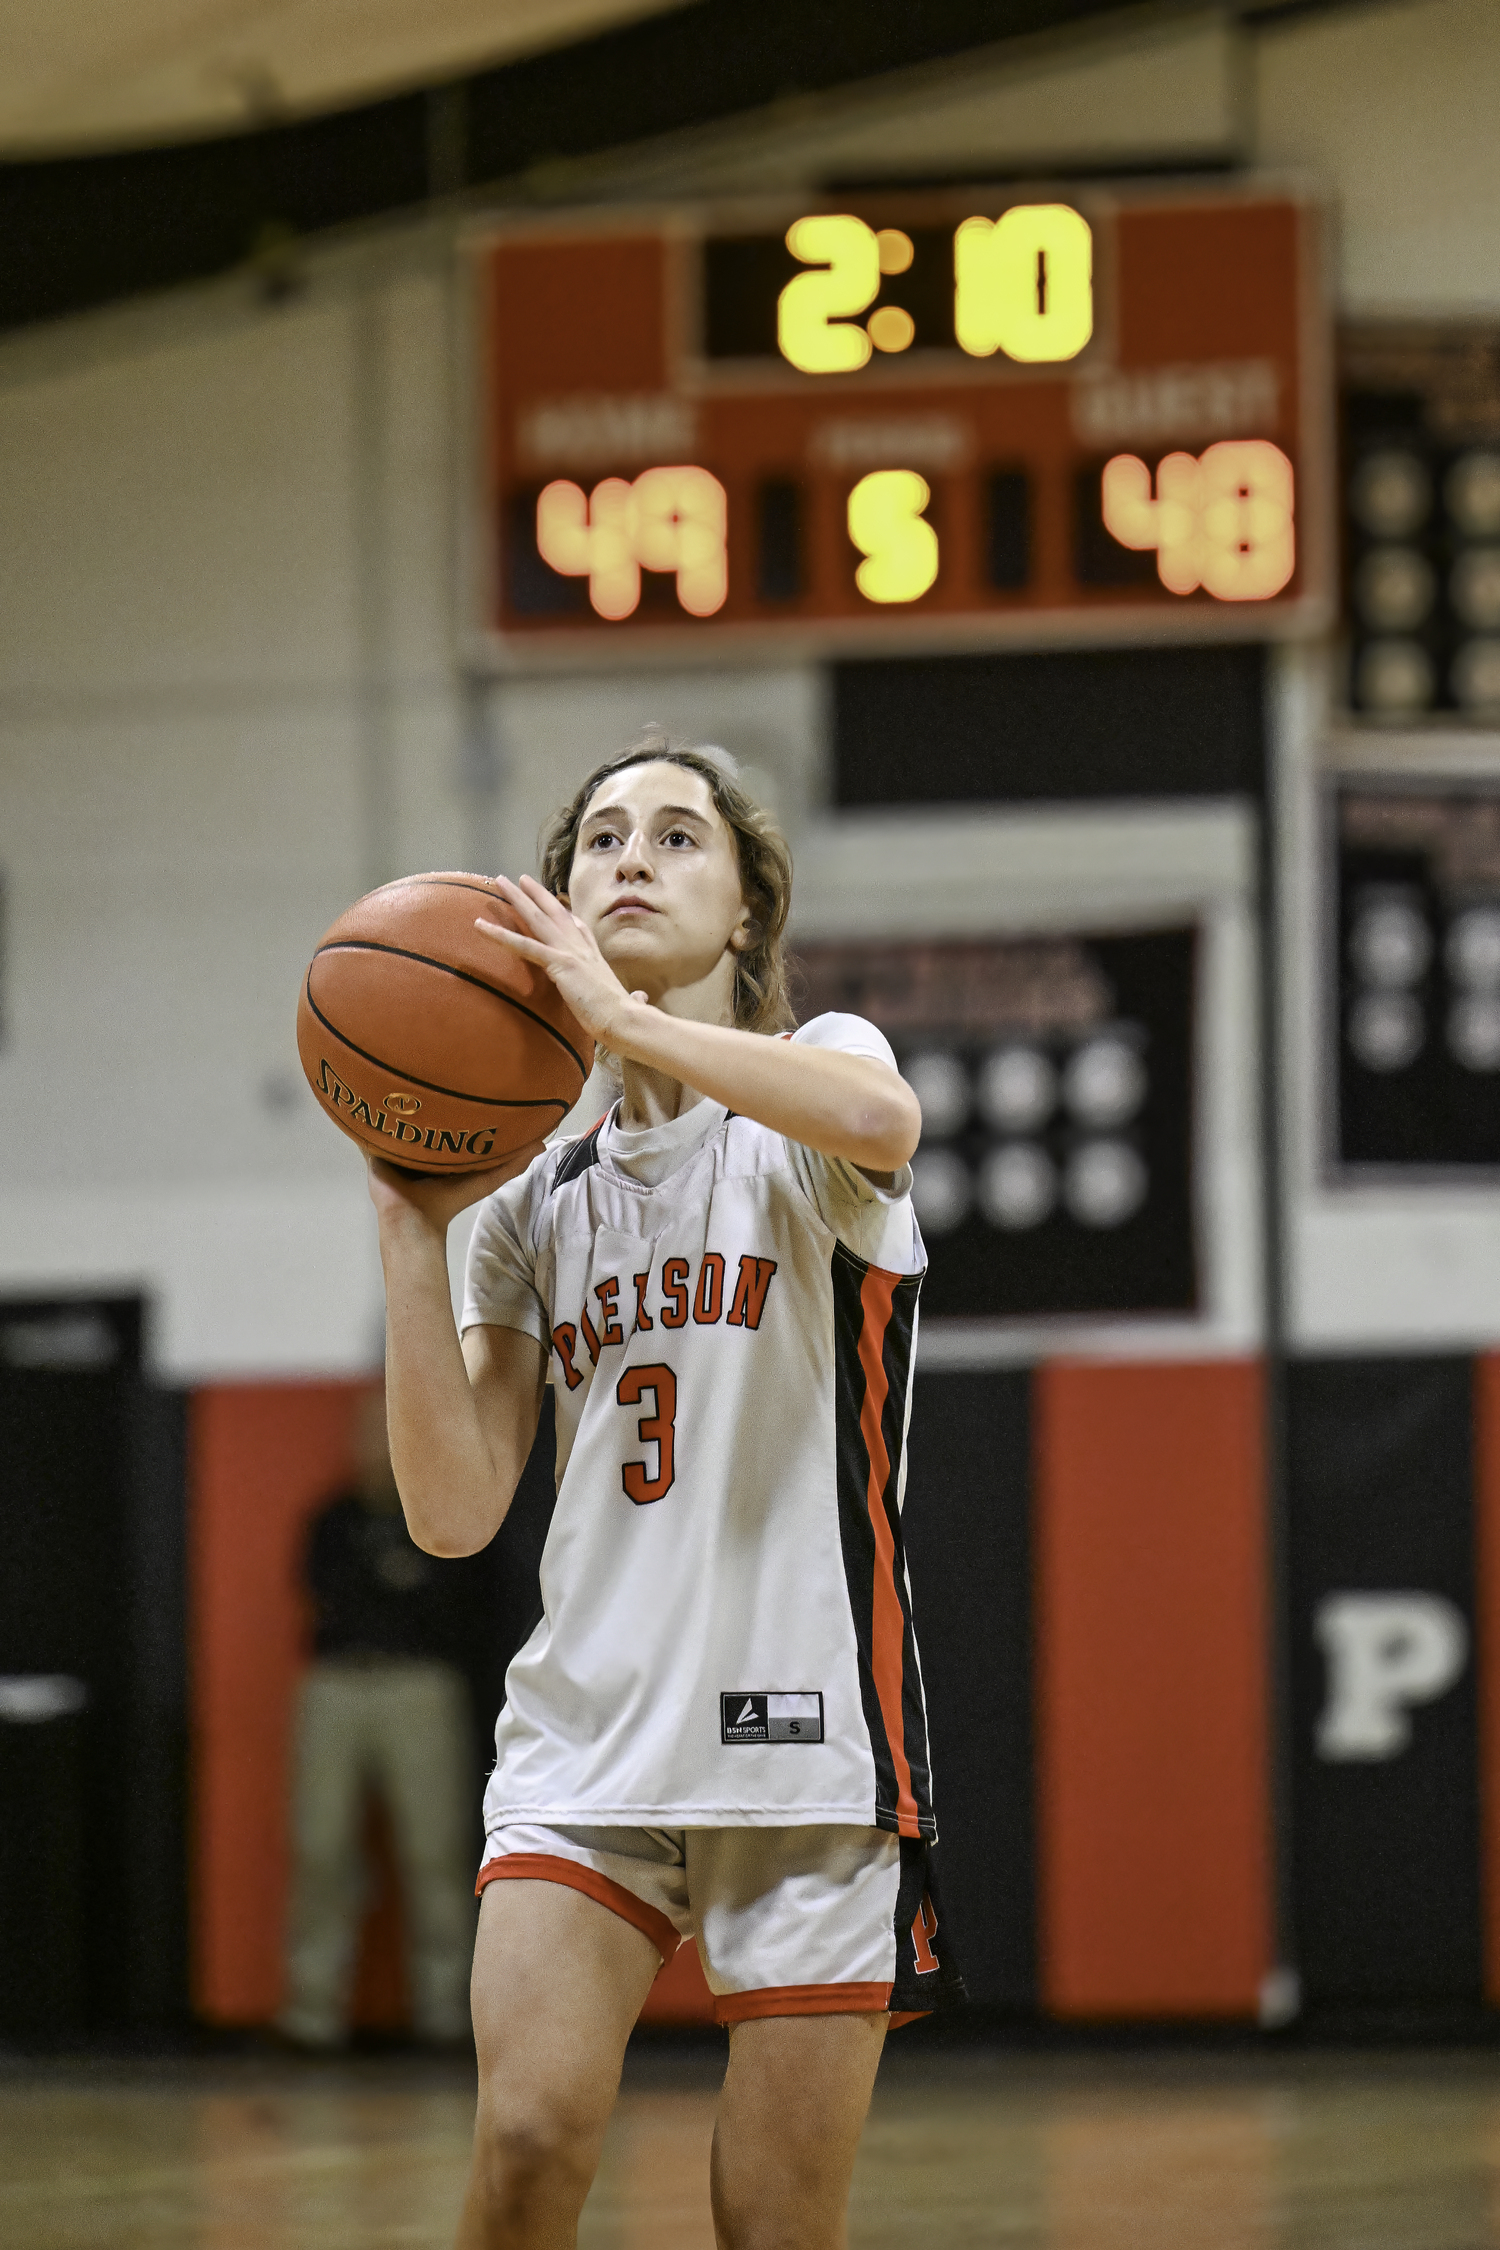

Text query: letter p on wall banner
(1287, 1357), (1485, 2011)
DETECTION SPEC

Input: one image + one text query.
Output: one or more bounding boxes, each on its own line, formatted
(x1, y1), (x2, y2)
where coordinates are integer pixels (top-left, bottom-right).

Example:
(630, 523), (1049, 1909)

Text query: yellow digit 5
(778, 214), (880, 375)
(848, 469), (939, 604)
(955, 203), (1092, 363)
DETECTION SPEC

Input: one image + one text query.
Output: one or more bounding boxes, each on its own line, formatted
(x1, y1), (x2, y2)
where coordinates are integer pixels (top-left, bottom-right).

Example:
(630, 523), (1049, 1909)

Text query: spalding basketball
(296, 873), (591, 1173)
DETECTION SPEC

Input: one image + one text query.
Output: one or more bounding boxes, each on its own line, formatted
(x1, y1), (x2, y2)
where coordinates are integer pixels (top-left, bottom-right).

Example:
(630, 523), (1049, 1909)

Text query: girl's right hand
(366, 1139), (547, 1234)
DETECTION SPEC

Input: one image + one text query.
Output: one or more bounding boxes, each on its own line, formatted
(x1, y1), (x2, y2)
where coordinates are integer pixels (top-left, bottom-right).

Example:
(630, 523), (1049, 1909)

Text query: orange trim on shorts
(887, 2011), (930, 2030)
(475, 1851), (681, 1964)
(714, 1981), (893, 2024)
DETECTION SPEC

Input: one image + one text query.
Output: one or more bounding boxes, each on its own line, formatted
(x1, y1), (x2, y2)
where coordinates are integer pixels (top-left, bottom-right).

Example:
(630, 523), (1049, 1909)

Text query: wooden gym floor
(5, 2041), (1500, 2248)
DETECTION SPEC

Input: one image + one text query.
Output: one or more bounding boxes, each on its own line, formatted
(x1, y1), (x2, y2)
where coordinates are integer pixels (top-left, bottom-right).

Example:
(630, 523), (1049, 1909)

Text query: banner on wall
(1287, 1355), (1482, 2006)
(1331, 779), (1500, 1174)
(795, 926), (1198, 1321)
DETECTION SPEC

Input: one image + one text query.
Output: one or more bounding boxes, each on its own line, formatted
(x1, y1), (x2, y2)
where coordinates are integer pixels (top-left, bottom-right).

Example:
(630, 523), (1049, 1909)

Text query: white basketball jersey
(462, 1013), (935, 1840)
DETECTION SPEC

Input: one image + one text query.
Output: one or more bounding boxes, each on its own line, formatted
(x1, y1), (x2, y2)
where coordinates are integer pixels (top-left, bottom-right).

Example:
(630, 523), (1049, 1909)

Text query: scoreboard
(470, 182), (1330, 659)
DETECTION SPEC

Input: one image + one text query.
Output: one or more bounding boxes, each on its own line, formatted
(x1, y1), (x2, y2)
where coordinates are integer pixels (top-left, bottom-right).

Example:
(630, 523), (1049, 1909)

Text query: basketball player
(368, 740), (961, 2249)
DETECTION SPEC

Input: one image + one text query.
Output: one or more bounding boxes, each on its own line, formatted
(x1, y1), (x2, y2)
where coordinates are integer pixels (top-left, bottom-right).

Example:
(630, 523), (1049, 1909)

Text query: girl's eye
(663, 828), (694, 846)
(588, 829), (619, 849)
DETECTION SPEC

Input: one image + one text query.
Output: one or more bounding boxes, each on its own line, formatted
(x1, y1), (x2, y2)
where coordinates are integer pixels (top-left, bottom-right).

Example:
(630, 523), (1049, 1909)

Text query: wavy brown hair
(537, 732), (795, 1034)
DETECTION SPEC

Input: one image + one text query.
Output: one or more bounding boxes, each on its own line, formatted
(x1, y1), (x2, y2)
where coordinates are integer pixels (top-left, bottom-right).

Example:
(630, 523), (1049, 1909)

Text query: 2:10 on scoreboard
(477, 187), (1322, 649)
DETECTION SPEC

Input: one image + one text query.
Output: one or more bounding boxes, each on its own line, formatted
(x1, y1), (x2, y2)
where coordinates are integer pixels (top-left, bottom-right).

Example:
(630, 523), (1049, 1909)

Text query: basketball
(296, 872), (591, 1173)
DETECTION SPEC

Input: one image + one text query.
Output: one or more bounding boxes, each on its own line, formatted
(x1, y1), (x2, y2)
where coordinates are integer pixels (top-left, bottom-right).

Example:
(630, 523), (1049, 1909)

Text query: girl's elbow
(859, 1086), (922, 1170)
(887, 1082), (923, 1165)
(399, 1492), (477, 1558)
(410, 1519), (483, 1559)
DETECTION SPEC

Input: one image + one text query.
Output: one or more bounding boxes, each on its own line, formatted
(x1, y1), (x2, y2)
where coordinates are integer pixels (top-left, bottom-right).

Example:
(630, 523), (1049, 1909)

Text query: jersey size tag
(720, 1692), (824, 1744)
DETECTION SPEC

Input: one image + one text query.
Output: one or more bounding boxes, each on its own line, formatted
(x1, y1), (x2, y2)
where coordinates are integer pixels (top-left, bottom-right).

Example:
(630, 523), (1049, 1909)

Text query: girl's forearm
(611, 1005), (920, 1169)
(378, 1207), (508, 1555)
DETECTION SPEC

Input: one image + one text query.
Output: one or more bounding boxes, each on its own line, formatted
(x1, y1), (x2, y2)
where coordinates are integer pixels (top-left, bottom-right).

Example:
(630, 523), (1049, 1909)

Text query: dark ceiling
(0, 0), (1353, 335)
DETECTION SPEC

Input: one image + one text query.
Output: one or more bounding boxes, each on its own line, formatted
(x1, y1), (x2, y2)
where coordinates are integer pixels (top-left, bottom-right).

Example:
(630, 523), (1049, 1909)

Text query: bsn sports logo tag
(720, 1692), (824, 1744)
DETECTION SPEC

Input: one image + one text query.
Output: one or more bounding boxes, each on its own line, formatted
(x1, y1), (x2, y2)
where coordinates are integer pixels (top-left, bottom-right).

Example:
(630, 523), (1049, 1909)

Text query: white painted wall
(0, 256), (423, 1376)
(1255, 0), (1500, 318)
(0, 0), (1495, 1374)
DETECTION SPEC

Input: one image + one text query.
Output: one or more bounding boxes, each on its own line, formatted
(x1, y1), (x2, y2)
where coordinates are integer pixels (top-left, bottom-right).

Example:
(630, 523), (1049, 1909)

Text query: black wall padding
(122, 1382), (191, 2027)
(1286, 1355), (1481, 2009)
(474, 1387), (559, 1719)
(902, 1368), (1035, 2008)
(833, 645), (1266, 804)
(0, 1297), (150, 2034)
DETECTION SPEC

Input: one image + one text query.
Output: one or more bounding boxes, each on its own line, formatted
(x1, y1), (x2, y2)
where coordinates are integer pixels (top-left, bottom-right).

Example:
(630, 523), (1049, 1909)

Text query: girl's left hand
(477, 874), (640, 1049)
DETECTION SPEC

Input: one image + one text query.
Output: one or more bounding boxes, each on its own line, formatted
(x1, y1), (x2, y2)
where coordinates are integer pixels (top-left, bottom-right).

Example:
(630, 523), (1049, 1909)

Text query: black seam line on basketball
(313, 940), (589, 1077)
(304, 984), (572, 1113)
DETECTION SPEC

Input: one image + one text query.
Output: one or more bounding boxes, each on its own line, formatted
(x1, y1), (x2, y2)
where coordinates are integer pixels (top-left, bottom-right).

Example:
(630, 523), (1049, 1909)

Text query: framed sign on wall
(1330, 779), (1500, 1176)
(796, 928), (1198, 1322)
(468, 182), (1331, 662)
(1339, 325), (1500, 723)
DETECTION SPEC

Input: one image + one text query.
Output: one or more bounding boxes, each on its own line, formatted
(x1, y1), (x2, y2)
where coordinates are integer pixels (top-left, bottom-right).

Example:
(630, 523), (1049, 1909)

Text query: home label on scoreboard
(468, 182), (1330, 660)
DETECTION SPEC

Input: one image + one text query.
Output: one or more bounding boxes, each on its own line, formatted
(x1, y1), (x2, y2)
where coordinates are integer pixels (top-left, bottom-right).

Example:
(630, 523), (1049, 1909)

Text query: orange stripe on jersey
(855, 1266), (921, 1839)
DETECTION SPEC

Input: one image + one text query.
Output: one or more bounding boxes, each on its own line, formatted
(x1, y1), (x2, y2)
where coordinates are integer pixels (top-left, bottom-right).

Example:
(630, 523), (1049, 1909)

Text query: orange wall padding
(1473, 1355), (1500, 2006)
(190, 1381), (371, 2022)
(1034, 1360), (1272, 2017)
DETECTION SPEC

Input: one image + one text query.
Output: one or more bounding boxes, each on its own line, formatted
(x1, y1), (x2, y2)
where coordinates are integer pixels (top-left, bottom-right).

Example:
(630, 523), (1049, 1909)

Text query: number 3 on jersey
(616, 1364), (677, 1505)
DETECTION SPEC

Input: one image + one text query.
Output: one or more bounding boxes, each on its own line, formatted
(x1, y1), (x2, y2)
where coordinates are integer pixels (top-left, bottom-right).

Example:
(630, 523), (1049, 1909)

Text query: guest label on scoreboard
(469, 184), (1329, 657)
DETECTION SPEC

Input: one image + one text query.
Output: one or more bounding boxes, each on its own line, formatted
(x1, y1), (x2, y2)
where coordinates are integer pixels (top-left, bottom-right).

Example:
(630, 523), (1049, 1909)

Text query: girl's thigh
(470, 1875), (664, 2131)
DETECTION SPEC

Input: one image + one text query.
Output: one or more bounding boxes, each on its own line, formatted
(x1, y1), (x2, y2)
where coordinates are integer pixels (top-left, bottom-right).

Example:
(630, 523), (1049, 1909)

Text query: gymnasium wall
(187, 1348), (1500, 2028)
(3, 0), (1500, 2030)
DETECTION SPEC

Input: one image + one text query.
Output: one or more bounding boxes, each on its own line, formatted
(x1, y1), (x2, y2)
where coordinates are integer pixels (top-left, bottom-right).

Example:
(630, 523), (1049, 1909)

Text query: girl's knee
(470, 2085), (604, 2224)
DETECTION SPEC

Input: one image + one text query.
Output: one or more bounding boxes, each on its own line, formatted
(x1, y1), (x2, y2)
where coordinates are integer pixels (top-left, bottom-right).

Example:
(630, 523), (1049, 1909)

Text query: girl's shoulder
(785, 1011), (898, 1067)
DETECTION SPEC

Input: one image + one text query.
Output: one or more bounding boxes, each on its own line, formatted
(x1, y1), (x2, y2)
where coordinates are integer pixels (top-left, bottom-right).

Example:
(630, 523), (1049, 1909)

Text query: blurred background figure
(276, 1384), (473, 2051)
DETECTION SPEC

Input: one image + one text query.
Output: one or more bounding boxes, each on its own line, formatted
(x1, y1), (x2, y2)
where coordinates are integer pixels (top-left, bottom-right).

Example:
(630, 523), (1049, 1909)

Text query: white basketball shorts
(475, 1822), (963, 2025)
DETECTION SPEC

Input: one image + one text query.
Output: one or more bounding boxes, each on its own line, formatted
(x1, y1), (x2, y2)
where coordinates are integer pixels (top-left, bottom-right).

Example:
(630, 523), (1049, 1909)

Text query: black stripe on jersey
(831, 1243), (935, 1843)
(552, 1120), (606, 1187)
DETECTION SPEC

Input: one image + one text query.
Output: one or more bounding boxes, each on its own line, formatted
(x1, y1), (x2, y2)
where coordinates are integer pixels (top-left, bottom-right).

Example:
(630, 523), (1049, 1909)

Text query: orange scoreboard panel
(473, 184), (1330, 657)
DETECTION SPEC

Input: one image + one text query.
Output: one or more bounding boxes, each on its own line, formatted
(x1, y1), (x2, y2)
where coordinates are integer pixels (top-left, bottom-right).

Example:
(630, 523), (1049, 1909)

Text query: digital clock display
(472, 184), (1327, 654)
(705, 205), (1095, 371)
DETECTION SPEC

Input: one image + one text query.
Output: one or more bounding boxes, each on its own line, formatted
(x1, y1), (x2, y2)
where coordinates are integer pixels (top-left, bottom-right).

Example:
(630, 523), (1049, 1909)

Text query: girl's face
(563, 761), (752, 1014)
